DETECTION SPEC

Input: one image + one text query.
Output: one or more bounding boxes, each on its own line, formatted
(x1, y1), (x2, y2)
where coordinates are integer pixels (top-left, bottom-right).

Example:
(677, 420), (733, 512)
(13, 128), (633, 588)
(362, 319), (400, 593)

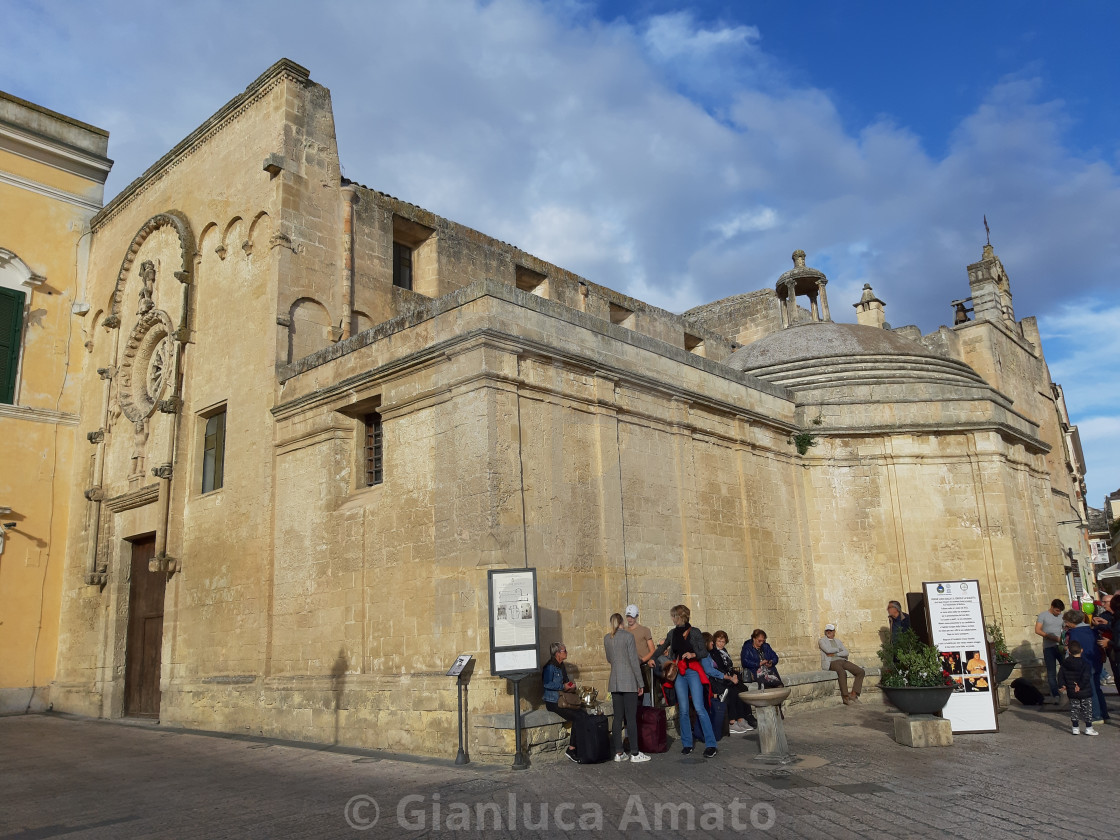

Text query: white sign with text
(924, 580), (998, 733)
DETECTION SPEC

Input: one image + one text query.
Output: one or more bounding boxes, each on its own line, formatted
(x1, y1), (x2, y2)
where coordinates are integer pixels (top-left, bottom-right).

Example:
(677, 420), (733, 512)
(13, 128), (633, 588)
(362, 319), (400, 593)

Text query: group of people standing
(545, 602), (871, 763)
(1036, 594), (1120, 734)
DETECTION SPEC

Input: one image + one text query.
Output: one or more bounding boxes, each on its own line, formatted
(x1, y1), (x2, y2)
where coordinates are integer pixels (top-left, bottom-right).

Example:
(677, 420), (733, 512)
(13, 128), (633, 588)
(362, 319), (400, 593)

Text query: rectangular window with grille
(364, 412), (383, 486)
(202, 409), (226, 493)
(393, 242), (412, 290)
(0, 287), (26, 405)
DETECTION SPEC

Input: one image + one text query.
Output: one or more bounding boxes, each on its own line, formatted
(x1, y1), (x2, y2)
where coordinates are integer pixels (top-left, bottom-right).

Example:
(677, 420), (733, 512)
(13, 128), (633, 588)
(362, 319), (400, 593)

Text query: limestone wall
(53, 63), (309, 717)
(339, 186), (737, 366)
(684, 288), (784, 348)
(802, 430), (1063, 670)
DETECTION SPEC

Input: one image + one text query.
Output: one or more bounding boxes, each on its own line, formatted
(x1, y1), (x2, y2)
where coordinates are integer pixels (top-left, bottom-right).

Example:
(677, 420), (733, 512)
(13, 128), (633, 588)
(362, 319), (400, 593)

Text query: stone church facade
(51, 59), (1081, 757)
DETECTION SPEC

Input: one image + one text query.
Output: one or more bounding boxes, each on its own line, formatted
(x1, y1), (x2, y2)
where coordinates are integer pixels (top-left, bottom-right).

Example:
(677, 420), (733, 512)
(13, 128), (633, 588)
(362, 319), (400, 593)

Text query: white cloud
(643, 12), (759, 60)
(715, 208), (778, 239)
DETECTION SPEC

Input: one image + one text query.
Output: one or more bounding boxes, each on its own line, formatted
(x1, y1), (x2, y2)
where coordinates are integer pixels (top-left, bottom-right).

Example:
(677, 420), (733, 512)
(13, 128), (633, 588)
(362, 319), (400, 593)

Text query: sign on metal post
(924, 580), (999, 733)
(487, 568), (539, 676)
(447, 654), (472, 677)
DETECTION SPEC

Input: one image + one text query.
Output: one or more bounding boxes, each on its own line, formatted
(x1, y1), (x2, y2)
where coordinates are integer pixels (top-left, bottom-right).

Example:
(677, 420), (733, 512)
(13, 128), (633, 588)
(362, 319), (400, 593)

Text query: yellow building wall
(0, 92), (109, 713)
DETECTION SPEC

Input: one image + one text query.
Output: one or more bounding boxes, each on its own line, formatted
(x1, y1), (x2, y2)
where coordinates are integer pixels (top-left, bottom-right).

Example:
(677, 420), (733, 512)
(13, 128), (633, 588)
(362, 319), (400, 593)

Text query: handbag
(557, 689), (582, 709)
(663, 660), (679, 682)
(756, 663), (783, 688)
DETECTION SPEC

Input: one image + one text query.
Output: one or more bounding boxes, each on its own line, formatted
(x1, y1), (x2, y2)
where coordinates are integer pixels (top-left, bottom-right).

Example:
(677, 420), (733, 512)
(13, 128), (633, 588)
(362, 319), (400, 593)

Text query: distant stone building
(44, 60), (1083, 757)
(0, 90), (111, 713)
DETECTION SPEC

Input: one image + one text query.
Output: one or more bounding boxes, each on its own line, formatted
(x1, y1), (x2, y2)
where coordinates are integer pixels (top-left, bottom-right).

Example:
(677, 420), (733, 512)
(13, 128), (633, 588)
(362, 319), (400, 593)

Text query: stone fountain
(740, 685), (794, 764)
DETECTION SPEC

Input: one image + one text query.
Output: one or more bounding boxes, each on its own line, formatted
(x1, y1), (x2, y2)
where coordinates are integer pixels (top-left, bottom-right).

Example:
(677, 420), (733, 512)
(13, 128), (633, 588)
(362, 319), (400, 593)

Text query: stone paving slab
(1, 692), (1116, 839)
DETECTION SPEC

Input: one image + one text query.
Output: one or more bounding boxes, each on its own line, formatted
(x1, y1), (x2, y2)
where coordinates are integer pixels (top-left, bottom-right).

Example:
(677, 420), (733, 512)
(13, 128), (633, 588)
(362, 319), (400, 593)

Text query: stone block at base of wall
(473, 709), (577, 760)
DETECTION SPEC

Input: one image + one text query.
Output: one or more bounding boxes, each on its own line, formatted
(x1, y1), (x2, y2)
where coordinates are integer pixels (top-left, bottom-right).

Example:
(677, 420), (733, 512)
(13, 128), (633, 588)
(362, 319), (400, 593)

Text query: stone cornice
(104, 483), (160, 513)
(0, 168), (103, 212)
(0, 118), (112, 184)
(92, 59), (311, 231)
(0, 403), (79, 426)
(807, 420), (1050, 456)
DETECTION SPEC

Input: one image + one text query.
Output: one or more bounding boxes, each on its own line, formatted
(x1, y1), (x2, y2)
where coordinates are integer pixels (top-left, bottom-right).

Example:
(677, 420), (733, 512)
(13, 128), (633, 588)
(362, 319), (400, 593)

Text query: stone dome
(725, 321), (987, 393)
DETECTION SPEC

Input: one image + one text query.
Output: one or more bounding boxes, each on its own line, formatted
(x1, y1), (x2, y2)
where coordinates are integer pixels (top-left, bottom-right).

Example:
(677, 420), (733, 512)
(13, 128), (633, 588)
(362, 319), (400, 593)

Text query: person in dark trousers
(1100, 594), (1120, 693)
(1059, 640), (1099, 736)
(542, 642), (581, 762)
(603, 613), (650, 763)
(1063, 610), (1110, 725)
(1034, 598), (1066, 703)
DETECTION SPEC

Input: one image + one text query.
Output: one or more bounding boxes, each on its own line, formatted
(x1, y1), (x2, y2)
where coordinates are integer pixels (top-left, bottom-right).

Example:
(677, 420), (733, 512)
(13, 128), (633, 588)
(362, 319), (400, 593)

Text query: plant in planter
(985, 622), (1017, 684)
(877, 629), (954, 714)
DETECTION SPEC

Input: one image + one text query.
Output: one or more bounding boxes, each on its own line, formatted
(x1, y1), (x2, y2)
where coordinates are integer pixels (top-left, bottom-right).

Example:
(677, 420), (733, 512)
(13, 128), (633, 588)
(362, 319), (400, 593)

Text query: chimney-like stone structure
(853, 283), (886, 328)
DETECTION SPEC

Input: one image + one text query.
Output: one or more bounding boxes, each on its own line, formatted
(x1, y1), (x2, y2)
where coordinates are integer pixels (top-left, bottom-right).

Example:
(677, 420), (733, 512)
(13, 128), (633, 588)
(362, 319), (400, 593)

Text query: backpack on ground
(1011, 677), (1045, 706)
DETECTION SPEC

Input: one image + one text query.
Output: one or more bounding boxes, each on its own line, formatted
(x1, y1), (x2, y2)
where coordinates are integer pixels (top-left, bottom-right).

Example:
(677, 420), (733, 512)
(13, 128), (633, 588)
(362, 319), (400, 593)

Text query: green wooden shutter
(0, 287), (25, 405)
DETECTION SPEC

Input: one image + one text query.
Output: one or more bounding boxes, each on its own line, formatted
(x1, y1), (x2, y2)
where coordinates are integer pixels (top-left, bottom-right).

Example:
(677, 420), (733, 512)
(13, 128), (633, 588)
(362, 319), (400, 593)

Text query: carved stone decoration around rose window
(118, 309), (177, 422)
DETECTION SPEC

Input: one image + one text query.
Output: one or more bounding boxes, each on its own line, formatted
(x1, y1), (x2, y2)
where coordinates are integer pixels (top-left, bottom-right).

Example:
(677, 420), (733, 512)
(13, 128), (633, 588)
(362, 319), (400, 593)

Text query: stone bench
(750, 666), (882, 716)
(472, 708), (585, 761)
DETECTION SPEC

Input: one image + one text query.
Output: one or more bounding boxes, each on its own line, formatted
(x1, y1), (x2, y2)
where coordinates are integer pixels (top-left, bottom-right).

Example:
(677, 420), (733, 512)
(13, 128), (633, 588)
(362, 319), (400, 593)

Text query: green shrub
(985, 622), (1015, 664)
(878, 629), (952, 688)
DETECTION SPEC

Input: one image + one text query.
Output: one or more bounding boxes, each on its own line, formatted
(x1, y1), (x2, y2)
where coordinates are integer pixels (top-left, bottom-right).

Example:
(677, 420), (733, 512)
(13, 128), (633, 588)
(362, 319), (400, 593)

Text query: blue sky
(4, 0), (1118, 507)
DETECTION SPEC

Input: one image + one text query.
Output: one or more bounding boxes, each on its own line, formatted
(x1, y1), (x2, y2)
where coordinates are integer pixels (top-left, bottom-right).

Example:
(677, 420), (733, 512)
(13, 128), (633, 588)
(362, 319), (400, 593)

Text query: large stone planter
(880, 685), (953, 715)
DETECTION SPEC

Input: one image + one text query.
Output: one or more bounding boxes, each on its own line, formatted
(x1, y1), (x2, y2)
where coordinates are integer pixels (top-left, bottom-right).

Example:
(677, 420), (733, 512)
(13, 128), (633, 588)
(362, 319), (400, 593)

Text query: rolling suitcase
(691, 699), (725, 743)
(637, 705), (668, 753)
(572, 712), (610, 764)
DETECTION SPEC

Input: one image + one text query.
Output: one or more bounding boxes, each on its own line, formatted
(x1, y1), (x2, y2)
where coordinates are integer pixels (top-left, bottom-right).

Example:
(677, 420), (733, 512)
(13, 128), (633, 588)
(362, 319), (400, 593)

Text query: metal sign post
(509, 673), (531, 770)
(487, 568), (540, 769)
(446, 655), (473, 765)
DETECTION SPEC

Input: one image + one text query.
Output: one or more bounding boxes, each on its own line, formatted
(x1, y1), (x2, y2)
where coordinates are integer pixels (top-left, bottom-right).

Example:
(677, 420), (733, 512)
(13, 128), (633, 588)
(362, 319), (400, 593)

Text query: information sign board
(924, 580), (998, 733)
(446, 654), (472, 678)
(488, 568), (540, 676)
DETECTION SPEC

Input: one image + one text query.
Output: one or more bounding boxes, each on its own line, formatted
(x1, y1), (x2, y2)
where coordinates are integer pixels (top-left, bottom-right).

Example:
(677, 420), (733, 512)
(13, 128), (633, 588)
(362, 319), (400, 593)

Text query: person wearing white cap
(819, 623), (864, 704)
(624, 604), (656, 705)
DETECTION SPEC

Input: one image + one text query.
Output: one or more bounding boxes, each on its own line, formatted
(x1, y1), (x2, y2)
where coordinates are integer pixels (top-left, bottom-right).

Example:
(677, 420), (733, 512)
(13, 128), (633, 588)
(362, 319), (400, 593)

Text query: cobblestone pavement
(2, 692), (1117, 839)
